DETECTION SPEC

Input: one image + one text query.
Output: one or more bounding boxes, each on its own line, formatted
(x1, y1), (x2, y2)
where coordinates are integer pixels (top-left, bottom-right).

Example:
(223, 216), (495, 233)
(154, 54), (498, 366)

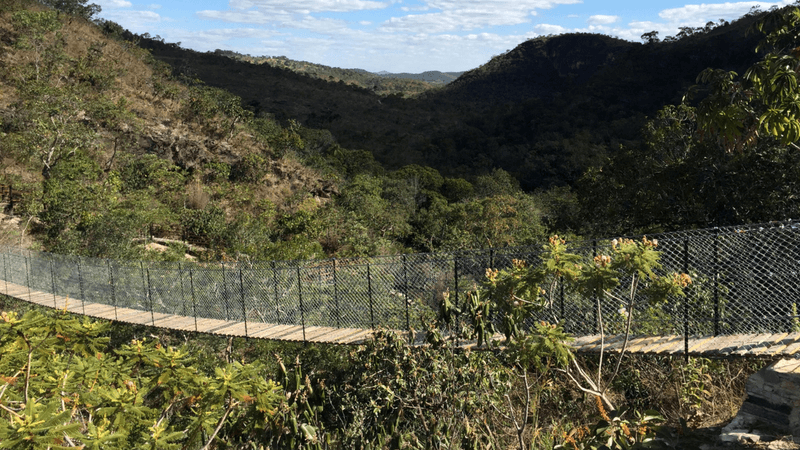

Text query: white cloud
(93, 0), (800, 74)
(95, 0), (132, 8)
(534, 23), (567, 35)
(658, 1), (792, 23)
(97, 9), (162, 34)
(588, 14), (619, 25)
(658, 2), (769, 23)
(227, 0), (389, 13)
(160, 27), (277, 51)
(380, 0), (581, 33)
(196, 10), (281, 24)
(401, 5), (432, 12)
(528, 1), (796, 44)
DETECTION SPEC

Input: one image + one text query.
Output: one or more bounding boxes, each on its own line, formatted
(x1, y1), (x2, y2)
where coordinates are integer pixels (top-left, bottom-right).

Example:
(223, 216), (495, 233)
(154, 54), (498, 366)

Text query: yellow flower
(594, 255), (611, 267)
(595, 396), (610, 421)
(672, 273), (692, 287)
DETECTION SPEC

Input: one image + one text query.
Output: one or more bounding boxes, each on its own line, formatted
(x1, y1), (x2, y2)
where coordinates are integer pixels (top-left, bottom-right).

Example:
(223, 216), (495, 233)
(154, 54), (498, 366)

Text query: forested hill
(141, 12), (764, 190)
(441, 34), (634, 104)
(4, 0), (799, 264)
(438, 17), (761, 106)
(207, 50), (443, 97)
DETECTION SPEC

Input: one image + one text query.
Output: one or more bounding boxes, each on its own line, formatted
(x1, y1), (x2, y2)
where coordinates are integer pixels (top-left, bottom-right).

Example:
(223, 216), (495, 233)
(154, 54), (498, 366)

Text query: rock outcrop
(721, 358), (800, 444)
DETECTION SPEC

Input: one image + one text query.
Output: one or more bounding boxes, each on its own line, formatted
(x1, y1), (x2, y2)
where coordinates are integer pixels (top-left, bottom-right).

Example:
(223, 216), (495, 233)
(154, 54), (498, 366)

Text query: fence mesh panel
(2, 220), (800, 340)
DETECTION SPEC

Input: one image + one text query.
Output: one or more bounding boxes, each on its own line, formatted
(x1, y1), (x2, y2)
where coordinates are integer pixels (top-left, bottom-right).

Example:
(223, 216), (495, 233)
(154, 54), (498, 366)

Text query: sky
(92, 0), (798, 73)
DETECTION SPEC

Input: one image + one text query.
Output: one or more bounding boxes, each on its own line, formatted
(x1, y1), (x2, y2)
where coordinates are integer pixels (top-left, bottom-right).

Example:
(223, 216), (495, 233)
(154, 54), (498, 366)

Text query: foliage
(0, 308), (283, 449)
(183, 85), (254, 140)
(693, 7), (800, 151)
(38, 0), (101, 20)
(556, 405), (667, 450)
(477, 236), (689, 412)
(329, 330), (503, 449)
(577, 99), (800, 234)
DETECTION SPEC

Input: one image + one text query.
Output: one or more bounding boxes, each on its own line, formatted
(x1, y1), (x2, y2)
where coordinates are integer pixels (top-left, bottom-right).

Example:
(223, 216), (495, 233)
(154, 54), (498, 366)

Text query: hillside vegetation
(5, 0), (800, 448)
(140, 14), (765, 196)
(210, 50), (449, 97)
(0, 0), (551, 261)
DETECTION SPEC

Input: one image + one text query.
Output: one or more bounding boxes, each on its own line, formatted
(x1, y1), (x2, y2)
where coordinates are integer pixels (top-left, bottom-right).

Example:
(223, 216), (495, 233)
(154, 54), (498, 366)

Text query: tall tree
(694, 6), (800, 151)
(38, 0), (101, 20)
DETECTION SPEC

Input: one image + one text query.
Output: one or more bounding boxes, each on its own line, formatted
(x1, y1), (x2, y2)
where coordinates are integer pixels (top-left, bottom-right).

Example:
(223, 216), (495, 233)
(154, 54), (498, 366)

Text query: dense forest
(2, 0), (800, 447)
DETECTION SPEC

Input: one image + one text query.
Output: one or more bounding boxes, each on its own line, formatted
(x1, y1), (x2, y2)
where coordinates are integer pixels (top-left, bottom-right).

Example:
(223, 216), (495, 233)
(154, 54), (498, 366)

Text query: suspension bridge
(2, 219), (800, 357)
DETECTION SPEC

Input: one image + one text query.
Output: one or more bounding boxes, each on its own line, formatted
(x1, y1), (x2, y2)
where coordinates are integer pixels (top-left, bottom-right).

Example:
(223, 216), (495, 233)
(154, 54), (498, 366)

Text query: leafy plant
(556, 403), (667, 450)
(0, 308), (283, 449)
(478, 236), (690, 411)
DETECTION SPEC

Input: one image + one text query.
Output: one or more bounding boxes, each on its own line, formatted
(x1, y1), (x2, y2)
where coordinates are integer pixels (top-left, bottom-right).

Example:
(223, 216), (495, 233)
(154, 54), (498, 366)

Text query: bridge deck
(3, 280), (800, 356)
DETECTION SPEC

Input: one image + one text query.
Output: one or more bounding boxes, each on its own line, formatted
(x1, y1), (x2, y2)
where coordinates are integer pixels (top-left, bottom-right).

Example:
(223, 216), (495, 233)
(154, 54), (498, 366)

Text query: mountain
(208, 51), (441, 97)
(0, 0), (792, 260)
(140, 12), (764, 190)
(443, 34), (634, 103)
(376, 71), (464, 85)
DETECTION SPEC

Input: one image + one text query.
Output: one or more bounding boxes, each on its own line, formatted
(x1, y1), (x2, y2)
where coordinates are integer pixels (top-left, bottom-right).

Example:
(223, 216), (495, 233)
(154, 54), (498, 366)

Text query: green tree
(477, 236), (689, 411)
(11, 10), (63, 81)
(693, 6), (800, 151)
(39, 151), (107, 252)
(0, 308), (283, 449)
(474, 168), (521, 197)
(579, 16), (800, 234)
(38, 0), (101, 20)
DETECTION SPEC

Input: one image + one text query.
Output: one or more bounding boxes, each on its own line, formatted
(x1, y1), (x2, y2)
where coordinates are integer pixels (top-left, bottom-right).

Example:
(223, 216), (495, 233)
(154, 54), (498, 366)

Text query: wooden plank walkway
(0, 280), (376, 345)
(571, 333), (800, 358)
(3, 280), (800, 356)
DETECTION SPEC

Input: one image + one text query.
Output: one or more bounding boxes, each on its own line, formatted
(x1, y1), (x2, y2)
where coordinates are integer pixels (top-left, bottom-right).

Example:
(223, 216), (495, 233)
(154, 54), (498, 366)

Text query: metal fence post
(453, 255), (459, 308)
(272, 261), (280, 322)
(403, 254), (410, 332)
(683, 239), (690, 363)
(333, 258), (341, 328)
(713, 228), (720, 336)
(108, 260), (117, 321)
(178, 263), (187, 317)
(2, 252), (7, 295)
(139, 260), (146, 312)
(24, 254), (31, 303)
(367, 263), (374, 330)
(592, 240), (598, 334)
(49, 258), (57, 308)
(297, 266), (306, 341)
(239, 269), (248, 336)
(222, 262), (230, 321)
(189, 268), (198, 332)
(77, 256), (86, 316)
(560, 277), (565, 323)
(145, 267), (155, 326)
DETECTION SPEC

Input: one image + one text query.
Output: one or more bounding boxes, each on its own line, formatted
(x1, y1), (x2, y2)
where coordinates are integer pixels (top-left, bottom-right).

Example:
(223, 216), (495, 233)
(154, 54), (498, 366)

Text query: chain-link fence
(2, 219), (800, 341)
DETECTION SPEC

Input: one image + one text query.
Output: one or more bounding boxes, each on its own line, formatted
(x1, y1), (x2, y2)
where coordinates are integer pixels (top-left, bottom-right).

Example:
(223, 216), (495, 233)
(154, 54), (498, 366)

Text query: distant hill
(210, 51), (442, 97)
(442, 34), (634, 103)
(141, 9), (766, 189)
(375, 71), (463, 85)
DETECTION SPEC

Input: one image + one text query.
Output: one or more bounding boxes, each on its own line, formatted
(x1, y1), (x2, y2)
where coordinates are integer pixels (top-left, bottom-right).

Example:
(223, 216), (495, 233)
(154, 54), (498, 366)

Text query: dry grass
(186, 180), (210, 210)
(0, 3), (329, 230)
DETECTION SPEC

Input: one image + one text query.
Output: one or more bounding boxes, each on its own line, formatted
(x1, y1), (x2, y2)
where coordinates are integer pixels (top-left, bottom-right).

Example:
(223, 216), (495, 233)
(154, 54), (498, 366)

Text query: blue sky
(93, 0), (797, 73)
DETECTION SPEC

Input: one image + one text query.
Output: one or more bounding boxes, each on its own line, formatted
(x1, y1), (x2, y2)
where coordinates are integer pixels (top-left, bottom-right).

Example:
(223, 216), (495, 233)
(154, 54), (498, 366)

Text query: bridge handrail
(2, 219), (800, 342)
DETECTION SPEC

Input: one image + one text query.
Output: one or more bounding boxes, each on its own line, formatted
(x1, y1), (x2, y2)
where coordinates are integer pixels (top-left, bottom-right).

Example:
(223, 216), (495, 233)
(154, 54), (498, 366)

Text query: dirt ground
(691, 426), (799, 450)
